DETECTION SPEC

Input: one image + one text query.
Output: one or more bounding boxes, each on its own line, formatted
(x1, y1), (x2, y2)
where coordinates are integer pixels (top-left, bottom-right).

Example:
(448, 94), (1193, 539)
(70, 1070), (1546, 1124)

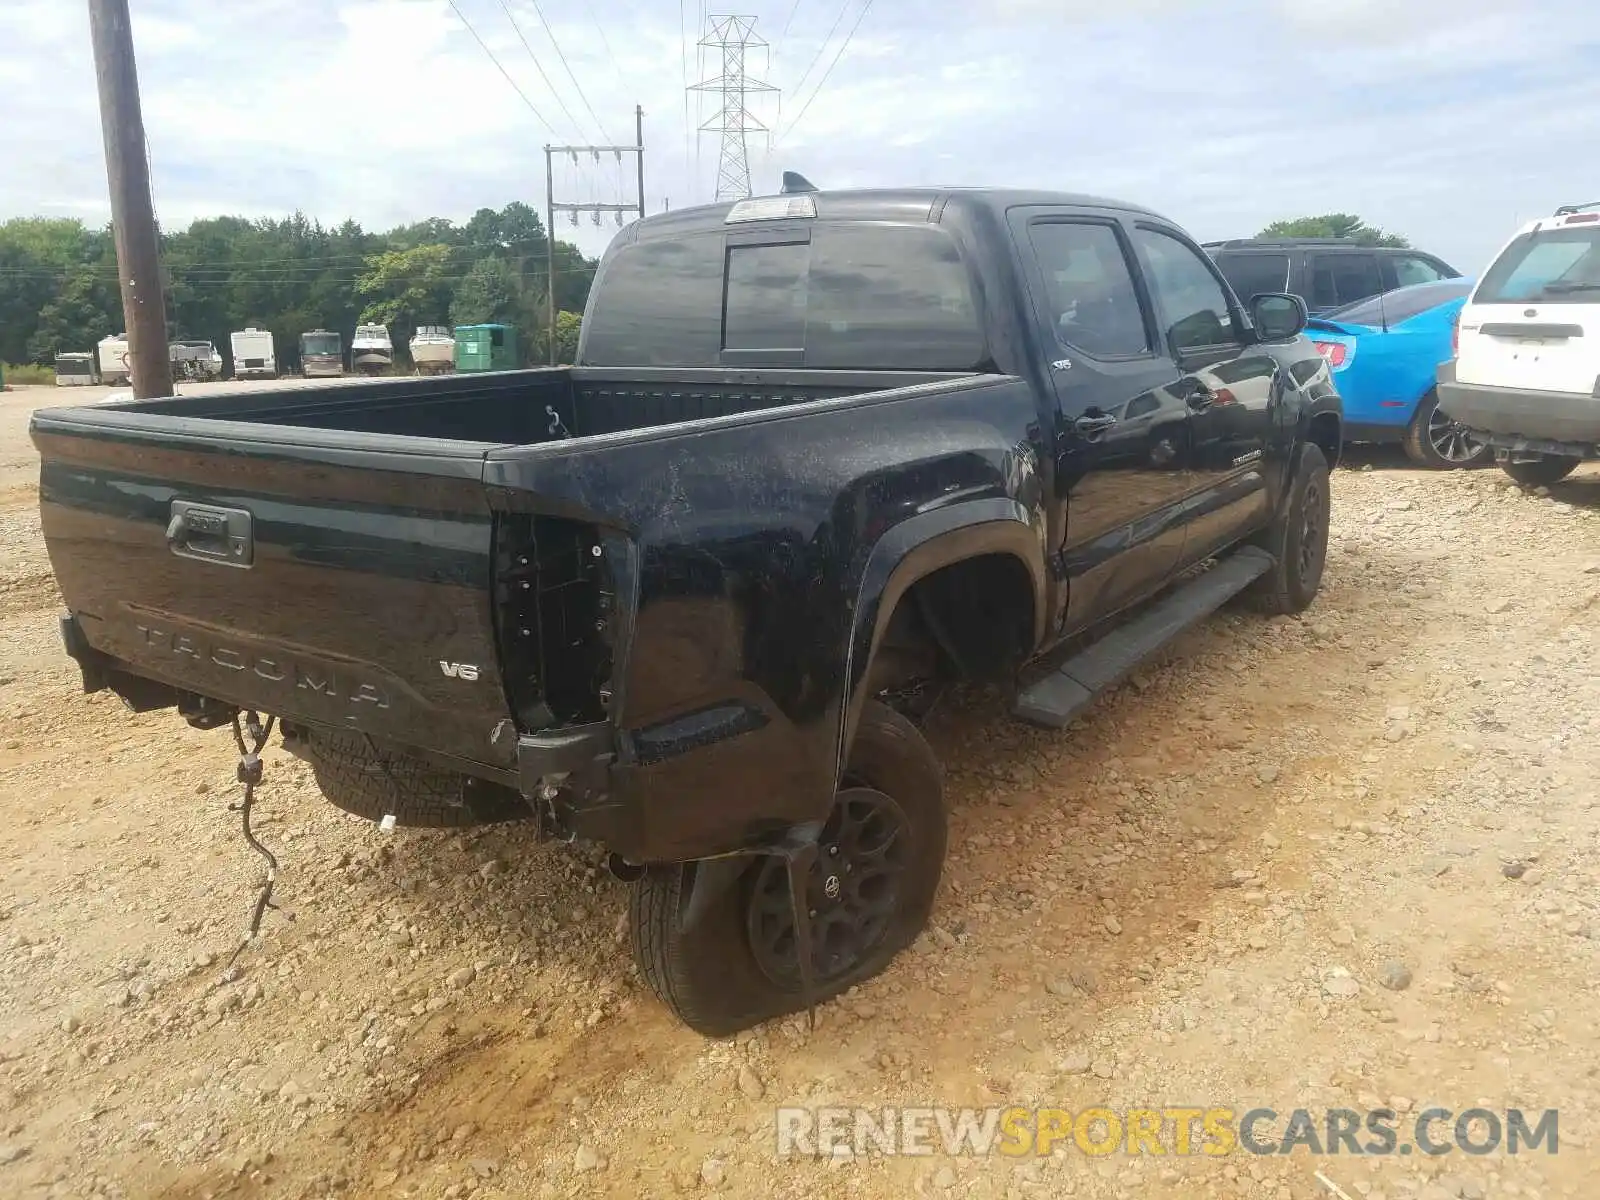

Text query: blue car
(1305, 277), (1489, 468)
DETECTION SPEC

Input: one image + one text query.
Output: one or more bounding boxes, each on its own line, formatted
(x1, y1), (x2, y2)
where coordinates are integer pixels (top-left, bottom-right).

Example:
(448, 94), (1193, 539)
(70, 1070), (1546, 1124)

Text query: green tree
(548, 310), (583, 364)
(0, 202), (599, 368)
(0, 217), (115, 363)
(356, 243), (454, 327)
(27, 268), (120, 361)
(449, 257), (521, 327)
(1257, 214), (1410, 248)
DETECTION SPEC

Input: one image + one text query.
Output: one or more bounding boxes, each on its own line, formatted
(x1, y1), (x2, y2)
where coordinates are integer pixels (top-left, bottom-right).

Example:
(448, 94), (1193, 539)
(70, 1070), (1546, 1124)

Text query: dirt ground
(2, 382), (1598, 1200)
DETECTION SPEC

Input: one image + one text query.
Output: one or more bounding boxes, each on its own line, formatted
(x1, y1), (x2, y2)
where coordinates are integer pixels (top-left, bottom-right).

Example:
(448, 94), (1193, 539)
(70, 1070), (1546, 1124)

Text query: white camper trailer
(230, 328), (278, 380)
(54, 352), (98, 386)
(96, 335), (131, 386)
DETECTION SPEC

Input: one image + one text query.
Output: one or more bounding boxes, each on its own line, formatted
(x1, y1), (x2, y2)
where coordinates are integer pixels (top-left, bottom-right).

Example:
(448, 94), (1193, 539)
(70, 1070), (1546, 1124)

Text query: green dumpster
(453, 324), (517, 373)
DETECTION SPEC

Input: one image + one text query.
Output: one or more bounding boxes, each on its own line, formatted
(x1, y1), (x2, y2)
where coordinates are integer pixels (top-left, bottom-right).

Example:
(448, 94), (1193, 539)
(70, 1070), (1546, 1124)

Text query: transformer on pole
(543, 106), (648, 365)
(690, 15), (777, 202)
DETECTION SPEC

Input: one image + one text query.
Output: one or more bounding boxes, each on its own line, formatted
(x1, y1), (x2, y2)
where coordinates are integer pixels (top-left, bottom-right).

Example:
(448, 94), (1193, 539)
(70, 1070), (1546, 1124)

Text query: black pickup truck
(32, 183), (1341, 1035)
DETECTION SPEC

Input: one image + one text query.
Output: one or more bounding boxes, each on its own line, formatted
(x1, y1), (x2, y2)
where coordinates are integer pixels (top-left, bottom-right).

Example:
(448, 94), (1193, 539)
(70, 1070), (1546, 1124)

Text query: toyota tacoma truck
(31, 182), (1341, 1036)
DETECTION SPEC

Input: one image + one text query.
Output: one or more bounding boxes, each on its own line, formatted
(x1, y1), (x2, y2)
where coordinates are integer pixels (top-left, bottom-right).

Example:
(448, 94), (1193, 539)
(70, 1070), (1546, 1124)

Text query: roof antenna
(780, 171), (817, 195)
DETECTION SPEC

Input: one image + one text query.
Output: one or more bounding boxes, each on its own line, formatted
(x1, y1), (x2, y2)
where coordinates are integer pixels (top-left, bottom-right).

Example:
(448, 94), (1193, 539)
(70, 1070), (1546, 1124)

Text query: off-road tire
(629, 700), (945, 1036)
(1401, 390), (1491, 469)
(1242, 440), (1331, 616)
(1500, 454), (1581, 488)
(301, 728), (527, 828)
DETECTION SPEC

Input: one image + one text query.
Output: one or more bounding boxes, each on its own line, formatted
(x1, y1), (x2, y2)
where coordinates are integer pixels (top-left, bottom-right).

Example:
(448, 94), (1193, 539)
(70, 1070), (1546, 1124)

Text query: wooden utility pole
(545, 148), (557, 368)
(635, 105), (646, 226)
(88, 0), (173, 399)
(543, 112), (647, 365)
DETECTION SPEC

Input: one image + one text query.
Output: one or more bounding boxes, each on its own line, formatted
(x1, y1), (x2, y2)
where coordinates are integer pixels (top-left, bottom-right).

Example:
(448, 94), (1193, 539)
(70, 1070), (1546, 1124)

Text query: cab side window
(1132, 226), (1240, 353)
(1026, 221), (1151, 359)
(1392, 254), (1449, 287)
(1310, 252), (1382, 310)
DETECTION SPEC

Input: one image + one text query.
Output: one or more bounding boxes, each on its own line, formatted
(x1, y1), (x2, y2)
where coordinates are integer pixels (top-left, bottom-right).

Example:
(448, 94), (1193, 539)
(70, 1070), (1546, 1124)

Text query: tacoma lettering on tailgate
(134, 623), (391, 710)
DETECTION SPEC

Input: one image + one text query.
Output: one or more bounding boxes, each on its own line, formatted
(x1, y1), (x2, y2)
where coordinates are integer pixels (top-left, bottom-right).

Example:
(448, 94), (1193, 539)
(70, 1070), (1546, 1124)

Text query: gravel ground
(2, 383), (1599, 1199)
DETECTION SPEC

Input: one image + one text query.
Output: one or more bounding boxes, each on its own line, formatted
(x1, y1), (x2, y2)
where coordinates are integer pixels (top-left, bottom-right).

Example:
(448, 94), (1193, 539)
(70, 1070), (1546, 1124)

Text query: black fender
(680, 501), (1046, 934)
(836, 497), (1048, 775)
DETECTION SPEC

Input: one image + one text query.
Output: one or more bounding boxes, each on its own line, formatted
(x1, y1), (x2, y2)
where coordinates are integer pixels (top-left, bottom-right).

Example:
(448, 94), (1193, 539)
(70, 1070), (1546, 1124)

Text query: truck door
(1008, 209), (1194, 635)
(1125, 221), (1279, 562)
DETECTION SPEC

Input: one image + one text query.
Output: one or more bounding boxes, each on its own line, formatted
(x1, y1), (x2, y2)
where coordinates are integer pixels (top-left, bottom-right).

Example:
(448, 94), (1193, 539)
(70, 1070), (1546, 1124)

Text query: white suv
(1437, 202), (1600, 486)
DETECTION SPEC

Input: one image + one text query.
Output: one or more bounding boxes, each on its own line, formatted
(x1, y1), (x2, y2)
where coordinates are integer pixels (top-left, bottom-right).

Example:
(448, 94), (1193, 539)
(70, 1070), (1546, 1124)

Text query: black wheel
(1500, 454), (1581, 488)
(1243, 441), (1331, 615)
(629, 700), (945, 1036)
(1401, 390), (1490, 469)
(299, 728), (529, 828)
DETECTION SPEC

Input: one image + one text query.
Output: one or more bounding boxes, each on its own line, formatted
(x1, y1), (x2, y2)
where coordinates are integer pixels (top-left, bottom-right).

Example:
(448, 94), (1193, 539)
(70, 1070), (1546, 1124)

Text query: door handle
(1074, 412), (1118, 437)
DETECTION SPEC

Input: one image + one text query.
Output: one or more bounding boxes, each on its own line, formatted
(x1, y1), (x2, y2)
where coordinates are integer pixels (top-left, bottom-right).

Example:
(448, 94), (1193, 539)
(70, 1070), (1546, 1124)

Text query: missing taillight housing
(1452, 314), (1460, 355)
(493, 515), (614, 730)
(1312, 340), (1349, 368)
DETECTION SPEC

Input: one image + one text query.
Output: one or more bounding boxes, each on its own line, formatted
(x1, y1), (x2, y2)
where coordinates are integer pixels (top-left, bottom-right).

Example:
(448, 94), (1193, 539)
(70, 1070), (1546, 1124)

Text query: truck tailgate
(31, 408), (517, 770)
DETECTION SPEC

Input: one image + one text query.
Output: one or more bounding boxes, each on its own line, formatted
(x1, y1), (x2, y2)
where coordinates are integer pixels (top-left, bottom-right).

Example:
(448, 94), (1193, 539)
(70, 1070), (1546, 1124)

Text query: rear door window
(1026, 221), (1151, 359)
(1309, 253), (1383, 309)
(1213, 253), (1290, 302)
(1132, 226), (1242, 352)
(1391, 254), (1451, 287)
(805, 225), (984, 369)
(1475, 227), (1600, 304)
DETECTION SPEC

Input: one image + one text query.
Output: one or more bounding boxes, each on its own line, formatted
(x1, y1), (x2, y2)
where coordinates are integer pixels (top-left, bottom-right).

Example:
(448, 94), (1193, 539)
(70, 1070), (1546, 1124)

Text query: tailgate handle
(167, 501), (254, 568)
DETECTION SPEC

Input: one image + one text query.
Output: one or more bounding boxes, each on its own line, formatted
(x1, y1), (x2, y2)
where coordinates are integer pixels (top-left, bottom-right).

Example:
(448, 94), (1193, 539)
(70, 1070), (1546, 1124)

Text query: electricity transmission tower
(691, 15), (777, 201)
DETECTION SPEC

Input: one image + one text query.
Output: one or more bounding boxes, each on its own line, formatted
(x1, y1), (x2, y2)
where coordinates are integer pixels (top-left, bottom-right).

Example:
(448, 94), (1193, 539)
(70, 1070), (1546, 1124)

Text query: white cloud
(0, 0), (1597, 271)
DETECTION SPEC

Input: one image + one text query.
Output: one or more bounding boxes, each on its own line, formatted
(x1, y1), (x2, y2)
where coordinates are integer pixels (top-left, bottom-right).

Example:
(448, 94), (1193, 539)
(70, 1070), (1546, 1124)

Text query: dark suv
(1204, 238), (1461, 316)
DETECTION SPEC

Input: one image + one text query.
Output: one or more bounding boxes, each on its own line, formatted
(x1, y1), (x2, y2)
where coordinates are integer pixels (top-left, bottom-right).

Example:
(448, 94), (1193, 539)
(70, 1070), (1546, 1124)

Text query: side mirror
(1250, 292), (1308, 342)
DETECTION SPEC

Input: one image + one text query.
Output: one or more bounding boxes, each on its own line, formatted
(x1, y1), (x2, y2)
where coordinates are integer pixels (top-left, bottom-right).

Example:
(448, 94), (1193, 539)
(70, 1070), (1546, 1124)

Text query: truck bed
(120, 367), (959, 445)
(29, 364), (975, 780)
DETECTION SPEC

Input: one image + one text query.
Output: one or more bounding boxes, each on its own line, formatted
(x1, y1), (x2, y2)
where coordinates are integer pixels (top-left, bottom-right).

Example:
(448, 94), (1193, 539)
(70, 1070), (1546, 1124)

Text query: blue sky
(2, 0), (1597, 272)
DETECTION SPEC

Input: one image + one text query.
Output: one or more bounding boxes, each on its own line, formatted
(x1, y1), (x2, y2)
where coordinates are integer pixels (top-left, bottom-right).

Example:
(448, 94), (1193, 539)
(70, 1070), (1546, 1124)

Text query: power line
(779, 0), (874, 143)
(495, 0), (588, 141)
(784, 0), (851, 105)
(777, 0), (805, 46)
(693, 5), (706, 194)
(0, 263), (606, 288)
(0, 233), (597, 280)
(521, 0), (612, 143)
(577, 0), (626, 89)
(679, 0), (692, 199)
(6, 224), (586, 267)
(172, 266), (602, 286)
(447, 0), (557, 134)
